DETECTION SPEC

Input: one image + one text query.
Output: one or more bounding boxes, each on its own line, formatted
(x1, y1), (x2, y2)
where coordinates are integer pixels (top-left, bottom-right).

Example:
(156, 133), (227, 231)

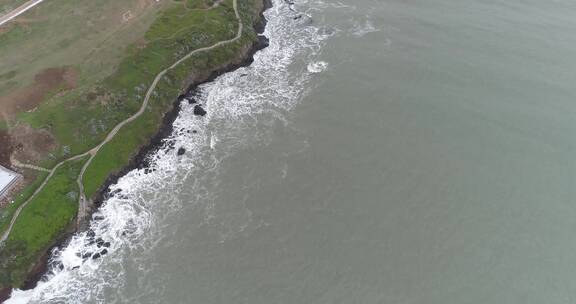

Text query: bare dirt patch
(0, 22), (13, 34)
(10, 123), (57, 164)
(122, 10), (133, 23)
(0, 125), (51, 206)
(0, 67), (78, 119)
(0, 130), (14, 168)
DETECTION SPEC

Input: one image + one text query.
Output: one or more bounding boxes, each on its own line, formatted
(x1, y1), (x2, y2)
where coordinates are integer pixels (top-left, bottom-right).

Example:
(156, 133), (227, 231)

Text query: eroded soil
(0, 129), (14, 168)
(0, 67), (78, 119)
(0, 67), (72, 170)
(10, 123), (57, 164)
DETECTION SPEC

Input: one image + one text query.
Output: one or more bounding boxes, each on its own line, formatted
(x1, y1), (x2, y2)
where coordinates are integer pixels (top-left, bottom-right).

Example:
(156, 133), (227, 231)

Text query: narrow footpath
(0, 0), (242, 243)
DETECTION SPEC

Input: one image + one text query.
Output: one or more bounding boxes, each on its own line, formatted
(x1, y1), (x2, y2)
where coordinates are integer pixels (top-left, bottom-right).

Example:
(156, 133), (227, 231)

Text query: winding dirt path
(11, 158), (50, 173)
(1, 0), (242, 242)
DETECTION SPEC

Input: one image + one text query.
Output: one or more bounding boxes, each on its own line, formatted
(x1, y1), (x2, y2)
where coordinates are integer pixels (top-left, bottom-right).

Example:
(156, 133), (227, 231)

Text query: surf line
(0, 0), (243, 243)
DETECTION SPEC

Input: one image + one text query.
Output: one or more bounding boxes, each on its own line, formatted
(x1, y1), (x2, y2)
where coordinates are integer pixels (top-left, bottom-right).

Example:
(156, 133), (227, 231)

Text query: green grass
(0, 0), (263, 289)
(0, 0), (173, 95)
(0, 0), (29, 14)
(0, 156), (86, 287)
(17, 0), (239, 167)
(173, 0), (217, 10)
(84, 0), (245, 197)
(0, 171), (48, 235)
(0, 0), (183, 168)
(0, 119), (8, 130)
(83, 0), (261, 197)
(2, 0), (259, 166)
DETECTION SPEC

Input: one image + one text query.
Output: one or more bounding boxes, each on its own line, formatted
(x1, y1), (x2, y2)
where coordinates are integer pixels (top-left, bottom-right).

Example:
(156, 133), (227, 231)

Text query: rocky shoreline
(0, 0), (272, 301)
(90, 0), (271, 215)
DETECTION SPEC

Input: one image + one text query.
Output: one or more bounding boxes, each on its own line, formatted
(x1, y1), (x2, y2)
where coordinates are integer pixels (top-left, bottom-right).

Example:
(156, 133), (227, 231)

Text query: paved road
(0, 0), (44, 27)
(1, 0), (243, 242)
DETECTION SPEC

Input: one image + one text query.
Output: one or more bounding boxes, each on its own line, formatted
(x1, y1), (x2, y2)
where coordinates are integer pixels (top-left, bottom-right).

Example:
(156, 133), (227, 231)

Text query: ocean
(8, 0), (576, 302)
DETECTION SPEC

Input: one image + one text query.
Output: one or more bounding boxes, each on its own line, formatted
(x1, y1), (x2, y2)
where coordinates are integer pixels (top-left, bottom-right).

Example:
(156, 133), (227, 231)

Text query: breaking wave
(7, 0), (338, 303)
(307, 61), (328, 73)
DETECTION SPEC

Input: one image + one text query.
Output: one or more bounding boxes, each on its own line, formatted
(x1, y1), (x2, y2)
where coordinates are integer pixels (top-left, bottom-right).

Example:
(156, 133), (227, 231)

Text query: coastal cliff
(0, 0), (270, 301)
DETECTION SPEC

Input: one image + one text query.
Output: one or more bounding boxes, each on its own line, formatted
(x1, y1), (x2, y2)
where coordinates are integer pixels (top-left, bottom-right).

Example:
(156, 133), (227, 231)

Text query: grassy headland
(0, 156), (87, 287)
(0, 0), (265, 291)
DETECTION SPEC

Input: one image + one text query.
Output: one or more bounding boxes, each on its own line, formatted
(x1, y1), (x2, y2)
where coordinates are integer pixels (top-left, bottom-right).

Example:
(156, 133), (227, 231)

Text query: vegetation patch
(0, 171), (46, 232)
(83, 0), (259, 197)
(16, 0), (238, 167)
(0, 0), (263, 290)
(0, 156), (86, 287)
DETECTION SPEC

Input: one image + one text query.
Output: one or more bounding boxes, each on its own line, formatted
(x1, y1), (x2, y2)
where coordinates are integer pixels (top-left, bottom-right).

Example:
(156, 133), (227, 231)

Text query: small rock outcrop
(193, 105), (207, 116)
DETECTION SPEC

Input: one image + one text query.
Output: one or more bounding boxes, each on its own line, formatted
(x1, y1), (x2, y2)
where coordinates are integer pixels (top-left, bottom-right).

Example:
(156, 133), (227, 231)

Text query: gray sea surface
(9, 0), (576, 303)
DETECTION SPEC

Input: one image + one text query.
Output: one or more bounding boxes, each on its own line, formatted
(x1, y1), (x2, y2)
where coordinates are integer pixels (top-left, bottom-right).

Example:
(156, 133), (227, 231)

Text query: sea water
(9, 0), (576, 303)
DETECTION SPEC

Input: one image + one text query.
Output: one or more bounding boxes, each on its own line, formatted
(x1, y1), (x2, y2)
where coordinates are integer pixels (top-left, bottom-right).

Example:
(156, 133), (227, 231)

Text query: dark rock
(72, 266), (80, 270)
(258, 35), (270, 48)
(284, 0), (296, 12)
(92, 253), (101, 260)
(82, 252), (92, 259)
(87, 230), (96, 238)
(100, 249), (108, 255)
(108, 189), (122, 198)
(193, 105), (207, 116)
(145, 168), (156, 174)
(8, 0), (276, 295)
(177, 147), (186, 156)
(166, 140), (176, 150)
(103, 242), (111, 248)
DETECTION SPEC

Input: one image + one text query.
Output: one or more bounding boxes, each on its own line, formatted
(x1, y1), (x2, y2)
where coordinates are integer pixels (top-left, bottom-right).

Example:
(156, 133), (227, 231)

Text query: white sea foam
(350, 18), (380, 37)
(7, 0), (335, 302)
(307, 61), (328, 73)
